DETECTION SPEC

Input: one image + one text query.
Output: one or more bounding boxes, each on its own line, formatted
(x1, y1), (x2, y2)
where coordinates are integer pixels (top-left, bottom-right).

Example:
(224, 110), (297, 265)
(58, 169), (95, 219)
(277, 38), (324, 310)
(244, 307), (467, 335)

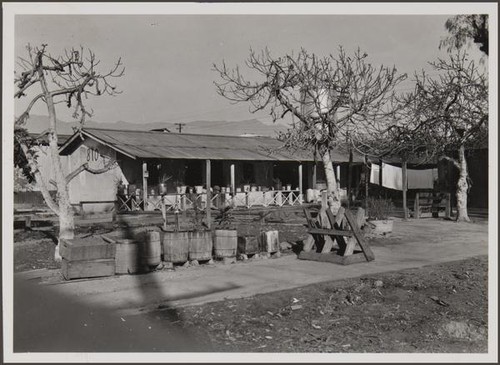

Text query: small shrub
(214, 206), (235, 228)
(366, 197), (394, 220)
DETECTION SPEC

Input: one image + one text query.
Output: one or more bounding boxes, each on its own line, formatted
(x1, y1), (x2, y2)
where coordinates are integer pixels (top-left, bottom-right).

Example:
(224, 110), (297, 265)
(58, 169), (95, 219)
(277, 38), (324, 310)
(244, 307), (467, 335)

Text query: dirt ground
(147, 256), (488, 353)
(12, 212), (489, 353)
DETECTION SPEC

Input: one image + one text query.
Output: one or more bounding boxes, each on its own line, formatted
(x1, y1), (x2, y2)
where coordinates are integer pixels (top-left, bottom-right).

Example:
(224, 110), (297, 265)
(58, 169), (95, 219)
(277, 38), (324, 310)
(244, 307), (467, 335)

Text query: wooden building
(58, 128), (363, 213)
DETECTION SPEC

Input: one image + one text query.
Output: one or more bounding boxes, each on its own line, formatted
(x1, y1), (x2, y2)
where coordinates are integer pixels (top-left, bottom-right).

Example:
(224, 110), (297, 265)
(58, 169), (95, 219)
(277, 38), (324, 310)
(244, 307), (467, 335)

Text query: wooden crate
(237, 236), (259, 255)
(60, 237), (115, 261)
(115, 239), (140, 274)
(61, 258), (115, 280)
(259, 231), (280, 253)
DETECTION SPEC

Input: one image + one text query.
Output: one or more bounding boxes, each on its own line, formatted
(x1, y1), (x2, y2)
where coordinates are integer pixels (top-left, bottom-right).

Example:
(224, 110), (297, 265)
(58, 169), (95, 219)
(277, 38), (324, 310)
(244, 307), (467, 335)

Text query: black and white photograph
(2, 2), (497, 363)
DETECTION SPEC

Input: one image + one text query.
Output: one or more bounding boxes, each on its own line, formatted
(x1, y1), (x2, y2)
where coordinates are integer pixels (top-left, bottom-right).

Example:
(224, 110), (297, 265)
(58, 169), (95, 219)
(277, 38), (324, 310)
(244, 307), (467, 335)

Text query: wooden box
(115, 239), (140, 274)
(237, 235), (259, 255)
(259, 230), (280, 253)
(60, 237), (116, 261)
(61, 258), (115, 280)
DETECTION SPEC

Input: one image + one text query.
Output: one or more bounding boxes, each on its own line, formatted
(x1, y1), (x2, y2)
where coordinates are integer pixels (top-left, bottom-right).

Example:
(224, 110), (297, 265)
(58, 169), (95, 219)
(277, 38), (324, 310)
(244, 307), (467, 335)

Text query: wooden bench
(411, 191), (451, 219)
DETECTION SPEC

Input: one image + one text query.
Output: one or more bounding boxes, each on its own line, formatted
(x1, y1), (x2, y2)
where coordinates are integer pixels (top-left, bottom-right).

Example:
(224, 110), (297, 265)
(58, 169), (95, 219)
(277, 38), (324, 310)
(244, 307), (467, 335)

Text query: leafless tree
(214, 47), (406, 206)
(398, 52), (488, 222)
(14, 44), (124, 259)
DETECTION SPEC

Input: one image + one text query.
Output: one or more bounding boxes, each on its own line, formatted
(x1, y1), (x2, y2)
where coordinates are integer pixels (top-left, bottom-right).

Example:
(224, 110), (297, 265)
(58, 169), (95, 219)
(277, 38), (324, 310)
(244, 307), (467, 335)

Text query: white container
(306, 188), (315, 202)
(195, 185), (203, 194)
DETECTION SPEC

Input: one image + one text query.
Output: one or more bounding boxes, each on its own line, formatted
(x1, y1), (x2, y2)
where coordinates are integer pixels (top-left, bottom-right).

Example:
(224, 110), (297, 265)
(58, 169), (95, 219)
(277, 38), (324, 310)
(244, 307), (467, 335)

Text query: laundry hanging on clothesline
(369, 163), (438, 190)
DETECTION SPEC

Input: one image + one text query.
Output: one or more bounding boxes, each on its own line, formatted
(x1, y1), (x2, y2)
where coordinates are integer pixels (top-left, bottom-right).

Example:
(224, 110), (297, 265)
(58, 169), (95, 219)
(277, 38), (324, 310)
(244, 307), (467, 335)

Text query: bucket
(188, 230), (213, 261)
(162, 231), (189, 263)
(115, 239), (140, 274)
(213, 229), (237, 258)
(141, 231), (161, 267)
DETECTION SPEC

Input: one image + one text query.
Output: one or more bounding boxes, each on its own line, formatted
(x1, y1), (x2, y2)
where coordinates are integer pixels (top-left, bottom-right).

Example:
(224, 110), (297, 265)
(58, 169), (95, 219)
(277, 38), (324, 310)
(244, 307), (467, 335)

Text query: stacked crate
(60, 237), (116, 280)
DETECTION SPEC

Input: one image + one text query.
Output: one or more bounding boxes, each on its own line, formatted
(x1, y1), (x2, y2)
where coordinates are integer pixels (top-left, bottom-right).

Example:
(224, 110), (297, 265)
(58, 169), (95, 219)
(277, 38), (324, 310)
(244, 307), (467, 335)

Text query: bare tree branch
(65, 160), (118, 184)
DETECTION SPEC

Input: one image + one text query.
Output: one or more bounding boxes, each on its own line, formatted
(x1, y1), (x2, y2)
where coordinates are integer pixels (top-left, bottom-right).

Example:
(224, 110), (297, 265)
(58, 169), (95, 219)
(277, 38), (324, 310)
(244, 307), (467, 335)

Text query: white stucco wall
(66, 139), (125, 213)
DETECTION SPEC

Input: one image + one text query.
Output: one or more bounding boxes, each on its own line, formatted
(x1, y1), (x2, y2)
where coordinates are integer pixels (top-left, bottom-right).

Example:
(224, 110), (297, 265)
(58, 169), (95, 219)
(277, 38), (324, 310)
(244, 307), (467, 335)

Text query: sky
(13, 5), (488, 129)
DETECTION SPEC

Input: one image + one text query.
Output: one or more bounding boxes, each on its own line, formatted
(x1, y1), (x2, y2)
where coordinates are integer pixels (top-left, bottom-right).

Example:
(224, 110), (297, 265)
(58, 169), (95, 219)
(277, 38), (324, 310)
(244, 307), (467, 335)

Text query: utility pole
(174, 123), (186, 133)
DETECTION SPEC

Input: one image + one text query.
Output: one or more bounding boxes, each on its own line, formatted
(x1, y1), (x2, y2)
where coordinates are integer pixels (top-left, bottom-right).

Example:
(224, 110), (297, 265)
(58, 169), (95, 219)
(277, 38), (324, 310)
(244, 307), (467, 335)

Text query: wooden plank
(325, 207), (347, 254)
(344, 210), (375, 261)
(307, 228), (354, 237)
(298, 251), (367, 265)
(62, 258), (115, 280)
(321, 236), (334, 253)
(335, 206), (345, 226)
(303, 207), (324, 248)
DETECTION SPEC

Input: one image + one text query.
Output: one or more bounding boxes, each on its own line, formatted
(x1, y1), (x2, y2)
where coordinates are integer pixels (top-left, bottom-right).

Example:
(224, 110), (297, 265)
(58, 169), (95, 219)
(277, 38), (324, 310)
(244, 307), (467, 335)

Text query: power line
(174, 123), (186, 133)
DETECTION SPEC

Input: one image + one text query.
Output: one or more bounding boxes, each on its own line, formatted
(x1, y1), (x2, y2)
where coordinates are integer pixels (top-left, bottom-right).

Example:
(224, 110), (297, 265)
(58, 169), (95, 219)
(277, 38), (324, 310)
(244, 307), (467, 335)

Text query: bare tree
(214, 47), (406, 206)
(440, 14), (489, 56)
(398, 52), (488, 222)
(14, 44), (124, 259)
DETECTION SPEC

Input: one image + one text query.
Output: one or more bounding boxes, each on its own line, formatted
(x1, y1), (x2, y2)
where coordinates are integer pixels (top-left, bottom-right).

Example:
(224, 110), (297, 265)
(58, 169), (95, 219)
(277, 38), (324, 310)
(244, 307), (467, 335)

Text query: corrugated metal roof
(59, 127), (365, 163)
(78, 128), (315, 161)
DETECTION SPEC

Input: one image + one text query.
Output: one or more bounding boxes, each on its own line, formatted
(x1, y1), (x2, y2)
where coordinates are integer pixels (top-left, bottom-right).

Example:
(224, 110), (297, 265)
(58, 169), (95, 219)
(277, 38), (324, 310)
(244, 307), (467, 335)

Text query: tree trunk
(321, 148), (340, 213)
(455, 144), (470, 222)
(39, 67), (76, 260)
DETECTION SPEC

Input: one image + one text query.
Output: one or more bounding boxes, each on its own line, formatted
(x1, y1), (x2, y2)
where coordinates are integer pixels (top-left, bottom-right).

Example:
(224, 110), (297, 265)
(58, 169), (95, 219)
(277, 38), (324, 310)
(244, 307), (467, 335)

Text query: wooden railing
(116, 190), (304, 212)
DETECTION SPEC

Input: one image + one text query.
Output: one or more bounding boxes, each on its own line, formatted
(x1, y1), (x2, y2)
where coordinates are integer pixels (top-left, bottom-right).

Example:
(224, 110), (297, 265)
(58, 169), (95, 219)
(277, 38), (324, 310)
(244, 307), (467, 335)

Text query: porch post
(298, 163), (303, 204)
(402, 159), (408, 220)
(230, 163), (235, 195)
(206, 159), (211, 229)
(312, 163), (317, 189)
(378, 159), (383, 193)
(142, 161), (148, 210)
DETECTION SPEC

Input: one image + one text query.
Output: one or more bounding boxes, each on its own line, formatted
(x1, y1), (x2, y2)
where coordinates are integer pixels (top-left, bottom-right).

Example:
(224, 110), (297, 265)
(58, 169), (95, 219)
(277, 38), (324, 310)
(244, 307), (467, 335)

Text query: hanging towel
(407, 168), (438, 189)
(382, 163), (403, 190)
(370, 164), (380, 185)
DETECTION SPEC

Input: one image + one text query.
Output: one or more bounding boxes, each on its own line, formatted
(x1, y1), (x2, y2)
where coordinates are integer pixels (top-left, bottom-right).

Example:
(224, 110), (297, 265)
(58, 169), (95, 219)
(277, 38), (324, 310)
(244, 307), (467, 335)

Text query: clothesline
(370, 163), (438, 190)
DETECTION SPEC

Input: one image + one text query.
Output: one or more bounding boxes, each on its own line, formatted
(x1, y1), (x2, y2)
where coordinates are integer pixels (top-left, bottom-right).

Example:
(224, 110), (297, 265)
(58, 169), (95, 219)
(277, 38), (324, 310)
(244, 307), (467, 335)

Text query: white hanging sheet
(381, 163), (403, 190)
(369, 163), (380, 185)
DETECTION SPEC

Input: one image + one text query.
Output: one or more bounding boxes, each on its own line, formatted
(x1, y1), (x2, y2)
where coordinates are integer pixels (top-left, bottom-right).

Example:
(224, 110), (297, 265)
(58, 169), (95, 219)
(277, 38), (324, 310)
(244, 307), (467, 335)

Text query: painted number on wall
(86, 147), (100, 162)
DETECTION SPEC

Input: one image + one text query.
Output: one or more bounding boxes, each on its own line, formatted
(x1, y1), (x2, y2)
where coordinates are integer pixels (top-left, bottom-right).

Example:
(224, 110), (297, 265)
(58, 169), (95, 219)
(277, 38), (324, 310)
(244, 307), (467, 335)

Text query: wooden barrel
(162, 231), (190, 263)
(213, 229), (237, 258)
(260, 230), (279, 253)
(188, 230), (213, 261)
(140, 231), (161, 266)
(115, 239), (140, 274)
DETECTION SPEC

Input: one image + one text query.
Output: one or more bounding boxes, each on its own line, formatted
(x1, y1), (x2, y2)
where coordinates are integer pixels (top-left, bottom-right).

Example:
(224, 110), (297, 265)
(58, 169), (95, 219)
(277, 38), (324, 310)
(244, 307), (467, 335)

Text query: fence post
(415, 192), (420, 219)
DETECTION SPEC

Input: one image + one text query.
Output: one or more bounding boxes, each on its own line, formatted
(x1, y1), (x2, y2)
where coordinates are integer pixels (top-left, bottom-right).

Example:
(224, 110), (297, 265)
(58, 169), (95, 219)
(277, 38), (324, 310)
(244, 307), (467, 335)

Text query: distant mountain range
(21, 115), (289, 137)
